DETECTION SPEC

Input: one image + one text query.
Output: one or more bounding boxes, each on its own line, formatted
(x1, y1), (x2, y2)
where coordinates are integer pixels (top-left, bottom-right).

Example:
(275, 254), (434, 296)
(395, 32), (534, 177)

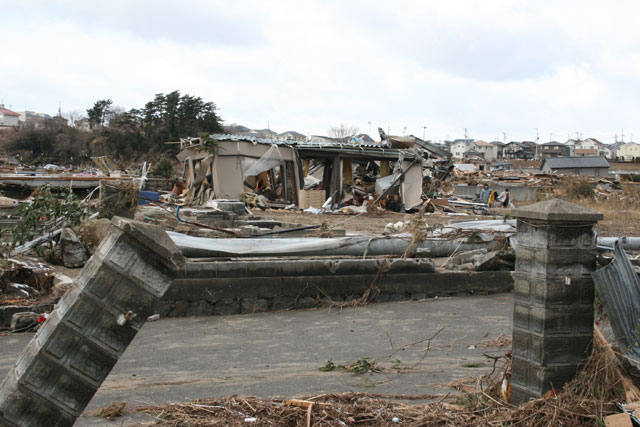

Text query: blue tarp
(138, 191), (159, 205)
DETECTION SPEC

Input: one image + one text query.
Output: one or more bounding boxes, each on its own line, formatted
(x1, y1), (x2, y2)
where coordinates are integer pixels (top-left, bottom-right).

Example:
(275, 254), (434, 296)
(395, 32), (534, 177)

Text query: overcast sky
(3, 1), (640, 143)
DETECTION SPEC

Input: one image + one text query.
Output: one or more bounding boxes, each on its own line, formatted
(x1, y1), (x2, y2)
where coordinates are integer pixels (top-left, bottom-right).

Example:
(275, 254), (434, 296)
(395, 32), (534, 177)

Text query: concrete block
(59, 228), (88, 268)
(0, 217), (185, 427)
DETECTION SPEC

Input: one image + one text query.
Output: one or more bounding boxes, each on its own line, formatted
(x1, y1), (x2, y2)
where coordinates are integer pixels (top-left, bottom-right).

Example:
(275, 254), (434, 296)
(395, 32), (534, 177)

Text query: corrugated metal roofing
(592, 242), (640, 370)
(210, 134), (413, 153)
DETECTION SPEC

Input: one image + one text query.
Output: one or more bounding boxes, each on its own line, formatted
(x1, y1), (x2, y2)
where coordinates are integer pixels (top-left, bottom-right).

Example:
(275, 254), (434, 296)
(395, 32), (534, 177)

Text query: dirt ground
(254, 204), (638, 237)
(252, 209), (492, 235)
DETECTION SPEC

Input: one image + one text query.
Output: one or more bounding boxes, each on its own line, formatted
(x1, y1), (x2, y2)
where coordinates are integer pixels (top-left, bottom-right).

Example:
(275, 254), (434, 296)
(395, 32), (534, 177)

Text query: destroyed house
(177, 135), (302, 207)
(176, 134), (423, 211)
(540, 156), (610, 177)
(295, 142), (423, 211)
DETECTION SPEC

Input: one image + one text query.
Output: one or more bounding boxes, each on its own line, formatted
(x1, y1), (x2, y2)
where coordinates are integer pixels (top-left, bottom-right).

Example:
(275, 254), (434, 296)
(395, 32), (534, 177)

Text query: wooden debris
(604, 412), (633, 427)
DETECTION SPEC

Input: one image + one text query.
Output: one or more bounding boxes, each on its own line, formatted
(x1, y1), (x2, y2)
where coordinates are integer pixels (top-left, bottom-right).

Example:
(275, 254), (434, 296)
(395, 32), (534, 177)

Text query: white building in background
(450, 139), (476, 159)
(0, 105), (20, 127)
(574, 138), (612, 159)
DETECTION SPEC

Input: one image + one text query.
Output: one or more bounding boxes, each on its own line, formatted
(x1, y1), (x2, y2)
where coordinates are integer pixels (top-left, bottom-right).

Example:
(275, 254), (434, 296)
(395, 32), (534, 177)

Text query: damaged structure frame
(176, 134), (434, 211)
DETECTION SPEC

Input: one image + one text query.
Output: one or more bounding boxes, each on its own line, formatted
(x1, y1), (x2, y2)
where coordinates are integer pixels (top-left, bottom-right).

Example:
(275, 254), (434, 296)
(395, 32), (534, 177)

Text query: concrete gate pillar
(510, 199), (602, 404)
(0, 217), (185, 426)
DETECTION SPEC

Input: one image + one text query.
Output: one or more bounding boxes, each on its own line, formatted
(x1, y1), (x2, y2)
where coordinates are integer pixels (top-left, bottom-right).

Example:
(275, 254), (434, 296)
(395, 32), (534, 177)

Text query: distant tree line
(87, 90), (223, 159)
(0, 90), (223, 165)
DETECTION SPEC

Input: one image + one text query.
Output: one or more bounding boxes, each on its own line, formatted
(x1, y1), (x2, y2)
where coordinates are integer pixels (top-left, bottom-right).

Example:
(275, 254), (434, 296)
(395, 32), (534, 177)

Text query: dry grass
(610, 162), (640, 171)
(561, 182), (640, 236)
(91, 401), (126, 420)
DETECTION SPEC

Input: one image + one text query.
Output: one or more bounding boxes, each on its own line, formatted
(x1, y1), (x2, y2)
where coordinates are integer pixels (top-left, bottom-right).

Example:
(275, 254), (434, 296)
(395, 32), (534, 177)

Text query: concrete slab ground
(0, 293), (513, 426)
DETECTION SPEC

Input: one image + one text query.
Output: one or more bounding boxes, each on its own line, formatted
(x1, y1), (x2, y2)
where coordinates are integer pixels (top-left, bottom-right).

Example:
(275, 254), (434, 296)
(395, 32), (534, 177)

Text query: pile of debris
(0, 258), (54, 306)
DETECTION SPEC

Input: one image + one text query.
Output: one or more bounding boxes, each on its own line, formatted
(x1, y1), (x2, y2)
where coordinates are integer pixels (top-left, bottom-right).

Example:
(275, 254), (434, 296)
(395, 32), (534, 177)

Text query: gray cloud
(336, 3), (592, 81)
(409, 25), (590, 81)
(2, 1), (266, 46)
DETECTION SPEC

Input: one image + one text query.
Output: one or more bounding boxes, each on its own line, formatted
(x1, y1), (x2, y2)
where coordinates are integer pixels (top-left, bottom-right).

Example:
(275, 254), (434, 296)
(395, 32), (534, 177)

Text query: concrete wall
(156, 258), (514, 317)
(454, 184), (538, 202)
(144, 178), (174, 192)
(540, 165), (610, 177)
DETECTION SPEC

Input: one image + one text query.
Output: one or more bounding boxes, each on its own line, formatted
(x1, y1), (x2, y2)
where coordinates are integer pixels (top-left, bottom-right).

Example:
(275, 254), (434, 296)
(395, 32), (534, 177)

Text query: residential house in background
(475, 140), (499, 160)
(564, 139), (578, 156)
(574, 138), (611, 159)
(540, 156), (610, 177)
(502, 141), (534, 160)
(539, 141), (570, 158)
(450, 139), (476, 159)
(616, 142), (640, 161)
(521, 141), (537, 155)
(490, 141), (504, 158)
(0, 106), (20, 128)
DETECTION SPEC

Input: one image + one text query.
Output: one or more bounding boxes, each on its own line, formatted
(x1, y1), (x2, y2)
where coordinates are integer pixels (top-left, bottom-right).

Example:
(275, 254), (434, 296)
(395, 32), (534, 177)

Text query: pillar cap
(111, 216), (186, 271)
(512, 198), (603, 222)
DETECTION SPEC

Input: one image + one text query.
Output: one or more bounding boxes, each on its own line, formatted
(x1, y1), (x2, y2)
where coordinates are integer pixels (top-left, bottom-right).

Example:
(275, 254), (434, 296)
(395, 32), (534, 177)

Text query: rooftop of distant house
(0, 106), (19, 116)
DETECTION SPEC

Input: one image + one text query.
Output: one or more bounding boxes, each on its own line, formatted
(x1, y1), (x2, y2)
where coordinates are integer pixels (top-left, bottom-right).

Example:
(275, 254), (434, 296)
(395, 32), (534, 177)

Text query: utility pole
(622, 129), (625, 142)
(464, 128), (468, 140)
(536, 128), (539, 144)
(368, 121), (371, 137)
(503, 132), (506, 143)
(423, 126), (427, 140)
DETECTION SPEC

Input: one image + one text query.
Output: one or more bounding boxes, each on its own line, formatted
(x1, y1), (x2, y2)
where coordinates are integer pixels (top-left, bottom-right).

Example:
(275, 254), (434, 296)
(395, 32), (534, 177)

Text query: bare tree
(328, 123), (359, 143)
(64, 110), (85, 127)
